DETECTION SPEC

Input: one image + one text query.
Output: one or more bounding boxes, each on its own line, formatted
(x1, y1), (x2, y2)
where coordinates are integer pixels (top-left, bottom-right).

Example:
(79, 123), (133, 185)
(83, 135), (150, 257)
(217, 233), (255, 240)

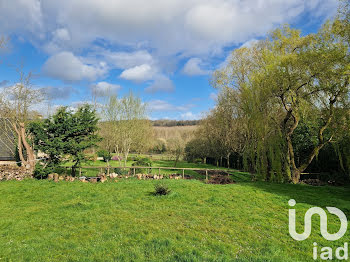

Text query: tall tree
(30, 105), (100, 177)
(210, 21), (349, 183)
(0, 69), (42, 170)
(102, 92), (152, 167)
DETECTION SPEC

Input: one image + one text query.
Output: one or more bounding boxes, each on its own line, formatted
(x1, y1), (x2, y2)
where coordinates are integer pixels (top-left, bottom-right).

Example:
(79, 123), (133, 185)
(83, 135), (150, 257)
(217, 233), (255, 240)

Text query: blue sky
(0, 0), (339, 120)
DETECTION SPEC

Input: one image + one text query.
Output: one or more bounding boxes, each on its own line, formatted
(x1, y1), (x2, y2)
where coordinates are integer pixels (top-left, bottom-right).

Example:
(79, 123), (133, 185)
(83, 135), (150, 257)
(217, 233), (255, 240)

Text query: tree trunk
(291, 169), (301, 184)
(227, 153), (231, 168)
(174, 154), (180, 167)
(20, 123), (35, 171)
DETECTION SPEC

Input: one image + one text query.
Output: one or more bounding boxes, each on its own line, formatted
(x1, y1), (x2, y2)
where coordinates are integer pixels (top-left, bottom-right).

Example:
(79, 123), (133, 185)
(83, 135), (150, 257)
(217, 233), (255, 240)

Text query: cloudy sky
(0, 0), (339, 119)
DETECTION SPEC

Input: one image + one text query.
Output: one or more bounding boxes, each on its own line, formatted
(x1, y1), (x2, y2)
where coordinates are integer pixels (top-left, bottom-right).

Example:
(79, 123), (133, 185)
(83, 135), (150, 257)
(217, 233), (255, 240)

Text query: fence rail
(62, 165), (238, 180)
(62, 165), (321, 180)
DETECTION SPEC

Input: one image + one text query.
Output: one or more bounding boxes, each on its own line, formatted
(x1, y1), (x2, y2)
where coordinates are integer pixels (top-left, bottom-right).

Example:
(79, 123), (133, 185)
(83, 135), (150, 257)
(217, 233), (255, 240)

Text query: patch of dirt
(206, 175), (236, 184)
(196, 170), (235, 184)
(300, 179), (326, 186)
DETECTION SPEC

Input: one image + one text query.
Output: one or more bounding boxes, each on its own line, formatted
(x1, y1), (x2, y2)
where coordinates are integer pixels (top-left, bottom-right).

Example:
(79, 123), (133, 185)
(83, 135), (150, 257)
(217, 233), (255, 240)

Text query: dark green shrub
(153, 183), (171, 196)
(132, 157), (152, 173)
(33, 163), (68, 179)
(97, 150), (112, 162)
(194, 158), (203, 164)
(114, 168), (129, 175)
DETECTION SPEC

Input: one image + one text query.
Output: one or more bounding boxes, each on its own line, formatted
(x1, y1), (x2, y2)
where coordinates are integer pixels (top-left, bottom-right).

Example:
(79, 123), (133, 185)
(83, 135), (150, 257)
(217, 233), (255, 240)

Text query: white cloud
(104, 50), (154, 69)
(119, 64), (155, 82)
(0, 0), (43, 38)
(42, 51), (108, 82)
(145, 75), (174, 93)
(91, 81), (121, 97)
(43, 28), (72, 53)
(148, 99), (193, 112)
(0, 0), (338, 57)
(180, 111), (201, 120)
(42, 86), (76, 100)
(183, 58), (209, 76)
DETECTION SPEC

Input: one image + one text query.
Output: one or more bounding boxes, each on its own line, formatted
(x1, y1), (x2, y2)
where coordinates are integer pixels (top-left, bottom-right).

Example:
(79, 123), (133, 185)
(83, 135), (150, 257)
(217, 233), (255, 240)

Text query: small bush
(194, 158), (203, 164)
(132, 157), (153, 173)
(33, 162), (67, 179)
(128, 156), (138, 161)
(97, 150), (112, 162)
(114, 168), (129, 175)
(153, 183), (171, 196)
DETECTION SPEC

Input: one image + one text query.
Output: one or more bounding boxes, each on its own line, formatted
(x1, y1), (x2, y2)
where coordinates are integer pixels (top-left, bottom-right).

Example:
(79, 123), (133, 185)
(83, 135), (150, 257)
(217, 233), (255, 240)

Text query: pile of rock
(136, 173), (164, 180)
(79, 174), (107, 183)
(47, 173), (107, 183)
(109, 173), (129, 179)
(206, 175), (235, 184)
(135, 173), (185, 180)
(0, 165), (33, 181)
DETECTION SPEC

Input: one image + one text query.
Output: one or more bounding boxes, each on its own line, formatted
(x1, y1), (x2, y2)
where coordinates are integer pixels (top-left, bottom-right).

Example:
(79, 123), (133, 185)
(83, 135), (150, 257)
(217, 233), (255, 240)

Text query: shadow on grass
(243, 179), (350, 216)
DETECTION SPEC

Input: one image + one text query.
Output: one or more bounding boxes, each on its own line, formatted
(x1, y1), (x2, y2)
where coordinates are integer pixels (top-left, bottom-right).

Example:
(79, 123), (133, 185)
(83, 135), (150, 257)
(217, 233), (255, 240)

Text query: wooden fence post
(205, 169), (208, 181)
(133, 168), (136, 176)
(79, 167), (82, 176)
(182, 169), (185, 179)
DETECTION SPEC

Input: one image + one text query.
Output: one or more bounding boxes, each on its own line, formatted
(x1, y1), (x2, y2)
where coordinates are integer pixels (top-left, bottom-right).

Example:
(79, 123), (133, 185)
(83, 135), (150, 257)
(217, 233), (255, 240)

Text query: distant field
(0, 177), (349, 261)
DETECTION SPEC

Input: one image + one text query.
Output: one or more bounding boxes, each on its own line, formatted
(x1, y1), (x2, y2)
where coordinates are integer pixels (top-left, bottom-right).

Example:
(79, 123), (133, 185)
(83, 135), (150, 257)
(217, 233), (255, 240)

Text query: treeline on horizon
(151, 120), (200, 127)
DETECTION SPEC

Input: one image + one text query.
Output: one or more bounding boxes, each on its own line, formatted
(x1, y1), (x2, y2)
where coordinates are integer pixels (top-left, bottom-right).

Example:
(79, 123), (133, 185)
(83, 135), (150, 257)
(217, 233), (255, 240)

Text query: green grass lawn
(0, 177), (349, 261)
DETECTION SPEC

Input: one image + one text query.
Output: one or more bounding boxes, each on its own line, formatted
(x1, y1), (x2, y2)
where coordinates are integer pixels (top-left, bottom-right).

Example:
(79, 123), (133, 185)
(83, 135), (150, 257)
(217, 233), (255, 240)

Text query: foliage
(113, 168), (129, 175)
(85, 154), (98, 162)
(132, 157), (153, 173)
(101, 92), (153, 167)
(189, 16), (350, 183)
(29, 104), (101, 176)
(33, 162), (67, 179)
(153, 138), (167, 153)
(153, 183), (171, 196)
(0, 70), (43, 170)
(97, 150), (112, 162)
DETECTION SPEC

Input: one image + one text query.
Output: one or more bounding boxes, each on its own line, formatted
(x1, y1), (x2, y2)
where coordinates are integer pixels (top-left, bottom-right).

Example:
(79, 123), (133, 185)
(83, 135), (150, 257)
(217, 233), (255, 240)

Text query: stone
(99, 174), (107, 183)
(54, 173), (59, 182)
(0, 165), (33, 181)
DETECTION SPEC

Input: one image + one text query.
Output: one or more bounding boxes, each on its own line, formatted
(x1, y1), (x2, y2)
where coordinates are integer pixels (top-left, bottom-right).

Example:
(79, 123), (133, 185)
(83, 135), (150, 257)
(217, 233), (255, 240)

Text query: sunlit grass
(0, 178), (349, 261)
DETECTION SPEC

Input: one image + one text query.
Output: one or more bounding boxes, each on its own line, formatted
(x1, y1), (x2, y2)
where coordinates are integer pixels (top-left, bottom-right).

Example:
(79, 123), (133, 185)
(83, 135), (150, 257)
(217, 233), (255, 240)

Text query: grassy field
(0, 174), (349, 261)
(63, 157), (227, 178)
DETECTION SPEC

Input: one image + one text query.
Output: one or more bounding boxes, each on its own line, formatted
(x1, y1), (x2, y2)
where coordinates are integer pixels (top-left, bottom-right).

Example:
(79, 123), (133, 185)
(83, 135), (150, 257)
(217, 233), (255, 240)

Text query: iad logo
(288, 199), (349, 260)
(288, 199), (347, 241)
